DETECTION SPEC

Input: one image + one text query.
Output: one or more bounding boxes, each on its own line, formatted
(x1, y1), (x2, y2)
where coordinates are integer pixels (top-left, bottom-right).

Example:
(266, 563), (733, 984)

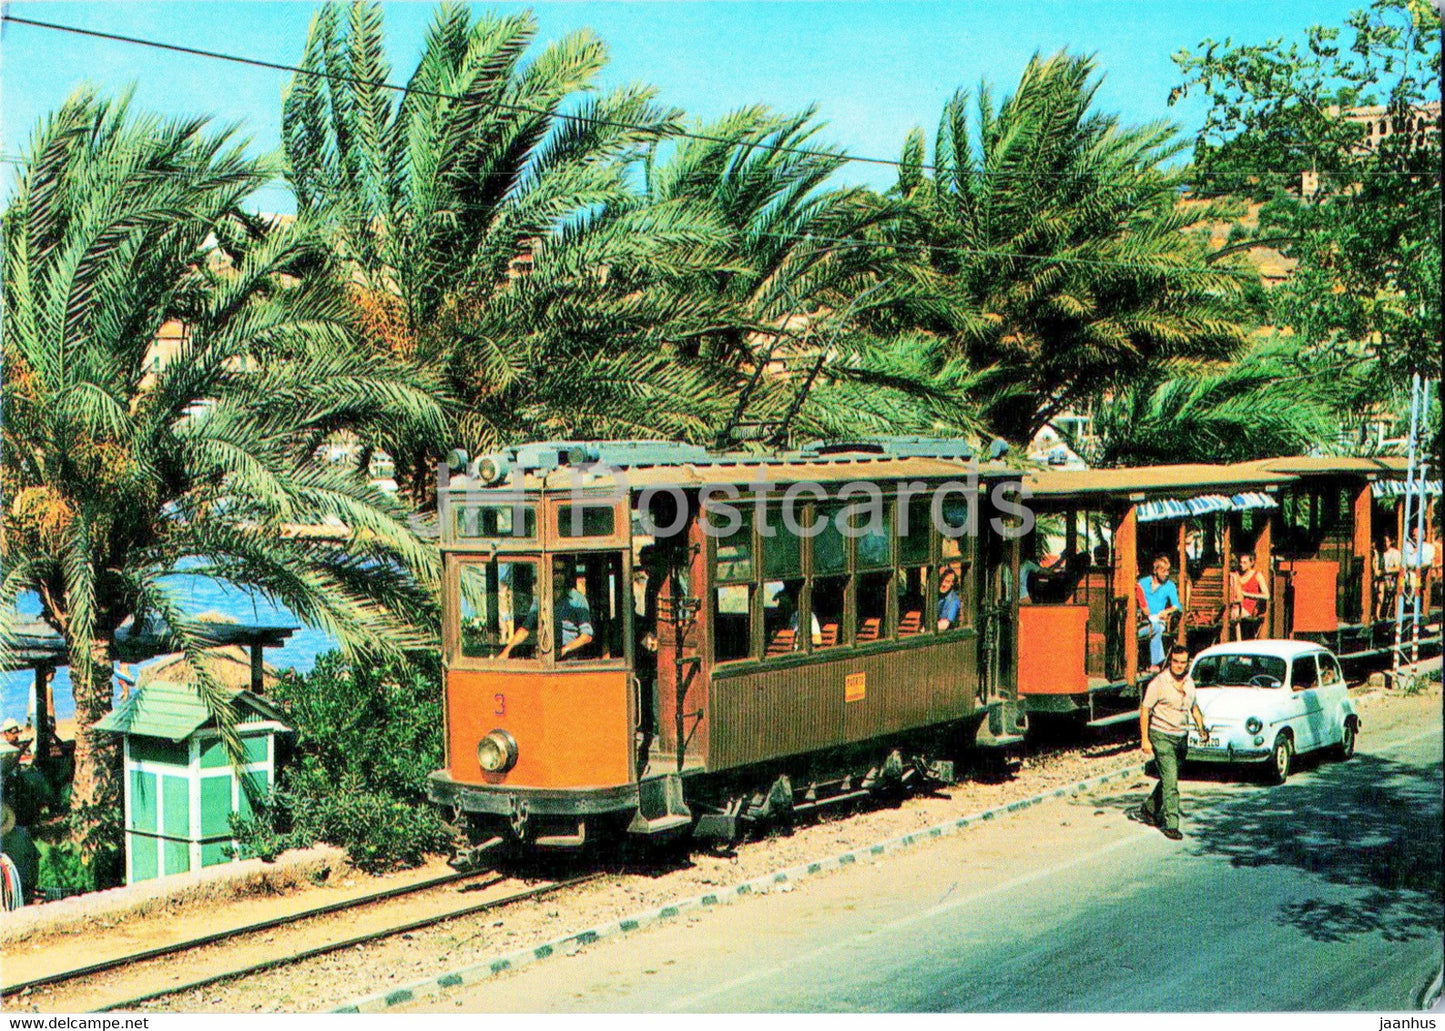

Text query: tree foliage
(1091, 340), (1366, 466)
(232, 651), (453, 873)
(893, 52), (1248, 443)
(1174, 0), (1442, 382)
(282, 2), (754, 467)
(1, 89), (442, 852)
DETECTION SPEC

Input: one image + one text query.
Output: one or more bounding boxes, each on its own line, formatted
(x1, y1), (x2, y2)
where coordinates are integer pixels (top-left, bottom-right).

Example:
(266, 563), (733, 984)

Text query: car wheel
(1336, 719), (1356, 760)
(1268, 734), (1294, 785)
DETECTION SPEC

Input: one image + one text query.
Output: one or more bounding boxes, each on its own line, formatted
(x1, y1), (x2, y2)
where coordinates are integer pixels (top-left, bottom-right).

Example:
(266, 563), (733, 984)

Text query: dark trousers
(1141, 730), (1188, 831)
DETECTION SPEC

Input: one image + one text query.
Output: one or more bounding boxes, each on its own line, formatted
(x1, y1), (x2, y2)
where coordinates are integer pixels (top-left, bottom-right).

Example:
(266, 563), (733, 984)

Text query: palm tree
(894, 52), (1249, 444)
(1089, 339), (1360, 466)
(639, 106), (913, 443)
(282, 2), (745, 471)
(2, 90), (444, 857)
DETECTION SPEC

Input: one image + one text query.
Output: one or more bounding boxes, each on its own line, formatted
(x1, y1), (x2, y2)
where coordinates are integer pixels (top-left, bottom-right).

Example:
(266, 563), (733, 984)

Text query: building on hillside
(1300, 101), (1441, 194)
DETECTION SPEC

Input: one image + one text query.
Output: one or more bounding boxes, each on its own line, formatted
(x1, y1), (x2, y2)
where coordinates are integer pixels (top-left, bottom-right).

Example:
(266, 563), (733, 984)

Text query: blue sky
(2, 1), (1362, 212)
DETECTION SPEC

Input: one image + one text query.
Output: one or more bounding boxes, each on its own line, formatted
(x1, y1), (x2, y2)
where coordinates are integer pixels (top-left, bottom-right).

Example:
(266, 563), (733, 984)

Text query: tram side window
(711, 510), (754, 580)
(939, 497), (975, 629)
(899, 498), (931, 566)
(856, 570), (891, 642)
(812, 574), (848, 648)
(458, 560), (538, 660)
(714, 584), (753, 662)
(763, 579), (812, 652)
(896, 566), (929, 637)
(761, 510), (803, 579)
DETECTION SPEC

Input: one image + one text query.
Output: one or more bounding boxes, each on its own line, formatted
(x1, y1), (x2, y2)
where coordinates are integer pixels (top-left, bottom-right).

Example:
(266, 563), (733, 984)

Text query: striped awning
(1137, 492), (1278, 523)
(1372, 478), (1443, 498)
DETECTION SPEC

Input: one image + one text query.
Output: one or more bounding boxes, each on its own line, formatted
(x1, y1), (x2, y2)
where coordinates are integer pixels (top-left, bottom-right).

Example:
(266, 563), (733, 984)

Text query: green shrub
(233, 651), (454, 873)
(35, 839), (99, 895)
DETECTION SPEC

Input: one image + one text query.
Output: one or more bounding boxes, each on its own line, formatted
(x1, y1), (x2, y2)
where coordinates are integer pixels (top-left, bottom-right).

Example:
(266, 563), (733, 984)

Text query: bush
(233, 651), (454, 873)
(35, 839), (101, 896)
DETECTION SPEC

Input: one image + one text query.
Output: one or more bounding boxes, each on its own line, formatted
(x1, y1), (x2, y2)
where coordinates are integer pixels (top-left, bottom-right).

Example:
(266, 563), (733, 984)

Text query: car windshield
(1191, 653), (1287, 688)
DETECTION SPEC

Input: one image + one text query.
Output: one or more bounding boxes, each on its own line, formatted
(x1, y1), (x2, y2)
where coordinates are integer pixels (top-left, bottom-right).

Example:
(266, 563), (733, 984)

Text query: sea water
(2, 574), (336, 724)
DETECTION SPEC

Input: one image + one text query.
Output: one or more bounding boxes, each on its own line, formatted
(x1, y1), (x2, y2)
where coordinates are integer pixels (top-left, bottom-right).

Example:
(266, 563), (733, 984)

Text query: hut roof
(94, 681), (287, 742)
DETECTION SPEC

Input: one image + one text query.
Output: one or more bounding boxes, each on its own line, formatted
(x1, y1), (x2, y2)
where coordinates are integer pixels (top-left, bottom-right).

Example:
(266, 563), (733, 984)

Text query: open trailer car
(1014, 463), (1295, 727)
(1240, 456), (1442, 668)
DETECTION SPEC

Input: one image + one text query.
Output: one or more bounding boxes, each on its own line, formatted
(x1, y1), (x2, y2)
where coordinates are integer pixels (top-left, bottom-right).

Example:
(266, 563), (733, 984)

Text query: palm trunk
(68, 638), (121, 860)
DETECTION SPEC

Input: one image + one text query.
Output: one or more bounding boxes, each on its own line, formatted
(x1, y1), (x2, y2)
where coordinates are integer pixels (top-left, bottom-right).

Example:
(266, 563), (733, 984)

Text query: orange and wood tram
(427, 440), (1441, 850)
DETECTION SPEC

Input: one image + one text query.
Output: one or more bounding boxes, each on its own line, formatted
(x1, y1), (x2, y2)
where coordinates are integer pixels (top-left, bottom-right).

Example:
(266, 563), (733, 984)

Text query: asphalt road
(406, 705), (1443, 1013)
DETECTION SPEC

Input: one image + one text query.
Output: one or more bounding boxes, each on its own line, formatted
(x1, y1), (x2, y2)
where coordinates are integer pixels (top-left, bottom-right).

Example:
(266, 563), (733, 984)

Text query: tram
(428, 438), (1030, 848)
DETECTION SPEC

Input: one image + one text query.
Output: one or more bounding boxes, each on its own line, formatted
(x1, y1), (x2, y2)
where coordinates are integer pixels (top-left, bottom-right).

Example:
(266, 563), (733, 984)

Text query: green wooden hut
(95, 682), (290, 884)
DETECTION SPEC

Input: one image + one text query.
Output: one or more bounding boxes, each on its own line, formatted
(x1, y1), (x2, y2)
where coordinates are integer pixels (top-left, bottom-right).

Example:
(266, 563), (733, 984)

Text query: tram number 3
(494, 693), (506, 715)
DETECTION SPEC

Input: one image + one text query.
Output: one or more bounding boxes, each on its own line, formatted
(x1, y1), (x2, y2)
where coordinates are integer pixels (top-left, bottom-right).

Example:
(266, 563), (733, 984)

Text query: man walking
(1131, 644), (1208, 840)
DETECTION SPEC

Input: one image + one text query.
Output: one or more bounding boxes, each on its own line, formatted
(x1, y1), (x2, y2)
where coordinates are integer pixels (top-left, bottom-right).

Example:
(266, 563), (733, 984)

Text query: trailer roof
(1023, 463), (1296, 499)
(1236, 455), (1412, 477)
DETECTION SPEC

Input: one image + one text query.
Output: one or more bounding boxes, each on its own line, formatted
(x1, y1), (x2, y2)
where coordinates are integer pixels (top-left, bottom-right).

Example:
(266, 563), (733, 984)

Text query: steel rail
(1, 866), (499, 997)
(93, 873), (602, 1012)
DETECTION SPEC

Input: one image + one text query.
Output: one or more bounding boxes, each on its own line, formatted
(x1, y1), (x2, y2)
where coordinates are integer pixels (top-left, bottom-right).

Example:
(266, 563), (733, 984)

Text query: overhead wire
(3, 12), (1440, 182)
(0, 13), (1433, 278)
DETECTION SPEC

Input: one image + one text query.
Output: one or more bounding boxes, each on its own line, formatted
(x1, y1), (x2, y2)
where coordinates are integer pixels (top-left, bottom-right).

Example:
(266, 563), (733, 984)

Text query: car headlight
(1245, 717), (1263, 734)
(477, 730), (518, 773)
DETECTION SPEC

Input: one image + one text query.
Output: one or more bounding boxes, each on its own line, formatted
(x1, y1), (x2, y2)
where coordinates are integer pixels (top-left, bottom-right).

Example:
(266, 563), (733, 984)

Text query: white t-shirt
(1404, 540), (1436, 569)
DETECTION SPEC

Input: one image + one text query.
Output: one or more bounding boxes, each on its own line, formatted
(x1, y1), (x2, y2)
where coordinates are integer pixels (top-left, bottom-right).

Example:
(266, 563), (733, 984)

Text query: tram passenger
(1018, 536), (1044, 605)
(499, 561), (595, 660)
(1375, 535), (1400, 620)
(936, 566), (962, 630)
(772, 582), (821, 647)
(1403, 526), (1436, 599)
(1228, 551), (1269, 640)
(1137, 554), (1180, 673)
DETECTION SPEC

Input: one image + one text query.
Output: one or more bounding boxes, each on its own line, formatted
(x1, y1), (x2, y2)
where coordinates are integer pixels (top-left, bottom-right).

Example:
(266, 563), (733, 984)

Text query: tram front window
(479, 555), (627, 659)
(459, 559), (538, 660)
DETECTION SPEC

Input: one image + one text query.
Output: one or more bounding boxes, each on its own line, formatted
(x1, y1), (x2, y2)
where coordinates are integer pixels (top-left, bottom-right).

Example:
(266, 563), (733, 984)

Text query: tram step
(627, 813), (694, 837)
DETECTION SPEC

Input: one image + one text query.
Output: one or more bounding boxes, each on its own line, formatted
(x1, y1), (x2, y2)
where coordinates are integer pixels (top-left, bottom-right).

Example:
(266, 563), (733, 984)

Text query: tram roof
(1023, 463), (1296, 499)
(449, 455), (1023, 494)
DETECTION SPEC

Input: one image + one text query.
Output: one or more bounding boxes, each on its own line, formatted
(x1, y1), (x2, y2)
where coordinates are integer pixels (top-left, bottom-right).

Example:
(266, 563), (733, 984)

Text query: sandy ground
(3, 680), (1437, 1014)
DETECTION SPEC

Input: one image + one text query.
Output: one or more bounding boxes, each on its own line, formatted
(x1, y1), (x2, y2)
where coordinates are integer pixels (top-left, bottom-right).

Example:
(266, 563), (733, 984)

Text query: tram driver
(499, 559), (595, 660)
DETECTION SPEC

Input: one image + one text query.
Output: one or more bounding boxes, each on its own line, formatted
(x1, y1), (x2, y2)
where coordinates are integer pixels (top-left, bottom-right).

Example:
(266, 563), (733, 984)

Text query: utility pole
(1392, 373), (1422, 686)
(1409, 378), (1434, 667)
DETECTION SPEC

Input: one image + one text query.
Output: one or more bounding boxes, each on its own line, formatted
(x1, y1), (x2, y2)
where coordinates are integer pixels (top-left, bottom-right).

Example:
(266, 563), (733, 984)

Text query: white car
(1186, 640), (1359, 783)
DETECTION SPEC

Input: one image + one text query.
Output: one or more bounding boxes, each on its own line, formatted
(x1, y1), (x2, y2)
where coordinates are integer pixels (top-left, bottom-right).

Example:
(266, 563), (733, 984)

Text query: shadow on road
(1107, 749), (1441, 945)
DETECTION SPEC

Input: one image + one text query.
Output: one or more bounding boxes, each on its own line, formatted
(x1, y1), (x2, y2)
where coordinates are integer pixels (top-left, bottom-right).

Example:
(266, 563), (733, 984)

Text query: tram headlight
(476, 453), (509, 485)
(477, 730), (518, 773)
(1245, 717), (1263, 735)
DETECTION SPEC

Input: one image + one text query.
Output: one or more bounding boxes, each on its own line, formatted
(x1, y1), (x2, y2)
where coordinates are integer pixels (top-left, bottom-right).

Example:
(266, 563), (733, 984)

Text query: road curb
(336, 760), (1148, 1013)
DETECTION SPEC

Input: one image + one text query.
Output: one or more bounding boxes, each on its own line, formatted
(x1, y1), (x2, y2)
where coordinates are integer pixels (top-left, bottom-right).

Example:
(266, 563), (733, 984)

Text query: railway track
(3, 868), (602, 1012)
